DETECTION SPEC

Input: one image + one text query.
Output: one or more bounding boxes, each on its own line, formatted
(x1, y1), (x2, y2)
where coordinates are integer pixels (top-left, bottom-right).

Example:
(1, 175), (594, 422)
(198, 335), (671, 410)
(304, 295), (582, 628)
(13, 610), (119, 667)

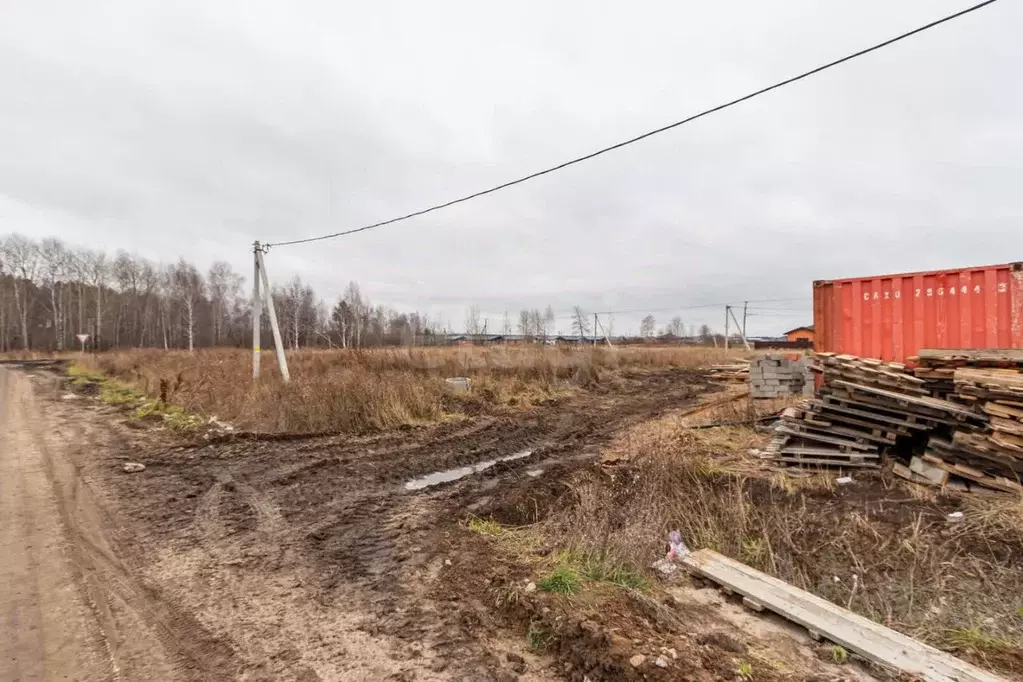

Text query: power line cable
(265, 0), (999, 248)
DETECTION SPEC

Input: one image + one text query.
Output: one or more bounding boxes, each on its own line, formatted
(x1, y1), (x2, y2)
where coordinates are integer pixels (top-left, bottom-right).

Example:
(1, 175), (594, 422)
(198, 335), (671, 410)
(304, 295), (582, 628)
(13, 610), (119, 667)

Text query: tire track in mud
(12, 369), (239, 682)
(195, 473), (287, 546)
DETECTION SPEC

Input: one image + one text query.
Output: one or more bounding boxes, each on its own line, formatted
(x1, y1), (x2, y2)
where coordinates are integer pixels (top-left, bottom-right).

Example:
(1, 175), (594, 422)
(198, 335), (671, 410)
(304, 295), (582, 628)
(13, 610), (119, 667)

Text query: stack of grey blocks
(750, 355), (813, 399)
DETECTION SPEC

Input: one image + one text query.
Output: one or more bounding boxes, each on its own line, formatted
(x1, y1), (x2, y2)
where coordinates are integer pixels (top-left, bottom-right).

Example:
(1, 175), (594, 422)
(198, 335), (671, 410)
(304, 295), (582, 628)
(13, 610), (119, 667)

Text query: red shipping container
(813, 262), (1023, 363)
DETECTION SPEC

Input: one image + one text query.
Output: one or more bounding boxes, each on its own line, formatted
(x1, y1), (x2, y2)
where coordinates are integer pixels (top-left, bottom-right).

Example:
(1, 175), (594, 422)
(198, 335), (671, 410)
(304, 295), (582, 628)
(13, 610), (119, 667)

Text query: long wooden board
(831, 380), (978, 419)
(682, 549), (1005, 682)
(819, 396), (935, 430)
(919, 348), (1023, 363)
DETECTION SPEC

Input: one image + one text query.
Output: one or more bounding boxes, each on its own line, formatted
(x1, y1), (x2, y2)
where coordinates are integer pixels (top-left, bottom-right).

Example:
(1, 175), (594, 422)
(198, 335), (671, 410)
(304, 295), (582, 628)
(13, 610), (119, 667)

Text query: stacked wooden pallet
(899, 358), (1023, 493)
(814, 353), (927, 394)
(912, 349), (1023, 400)
(763, 352), (987, 476)
(767, 402), (884, 468)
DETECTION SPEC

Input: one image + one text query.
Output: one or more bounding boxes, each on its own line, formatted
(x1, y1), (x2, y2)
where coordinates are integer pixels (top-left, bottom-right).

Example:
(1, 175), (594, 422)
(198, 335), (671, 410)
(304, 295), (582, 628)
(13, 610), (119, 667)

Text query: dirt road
(0, 367), (116, 680)
(0, 367), (231, 681)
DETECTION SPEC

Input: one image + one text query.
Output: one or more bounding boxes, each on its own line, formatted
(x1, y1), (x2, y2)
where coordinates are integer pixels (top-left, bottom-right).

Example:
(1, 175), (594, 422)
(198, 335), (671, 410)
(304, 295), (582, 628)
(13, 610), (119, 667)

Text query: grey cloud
(1, 0), (1021, 336)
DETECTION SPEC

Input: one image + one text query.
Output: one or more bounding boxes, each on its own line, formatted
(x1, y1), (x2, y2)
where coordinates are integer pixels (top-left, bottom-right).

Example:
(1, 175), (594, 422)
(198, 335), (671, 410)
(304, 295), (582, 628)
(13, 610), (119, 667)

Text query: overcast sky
(2, 0), (1019, 335)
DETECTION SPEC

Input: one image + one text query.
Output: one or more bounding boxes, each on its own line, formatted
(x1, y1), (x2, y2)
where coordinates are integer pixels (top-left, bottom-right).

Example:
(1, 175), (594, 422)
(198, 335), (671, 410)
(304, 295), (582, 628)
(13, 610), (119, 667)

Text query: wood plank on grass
(682, 549), (1006, 682)
(771, 456), (878, 468)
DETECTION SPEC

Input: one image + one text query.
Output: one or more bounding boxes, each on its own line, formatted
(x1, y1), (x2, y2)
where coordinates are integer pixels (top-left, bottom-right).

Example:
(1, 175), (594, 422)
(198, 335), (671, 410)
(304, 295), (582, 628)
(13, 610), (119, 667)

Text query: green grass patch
(548, 549), (650, 592)
(944, 626), (1015, 653)
(68, 363), (205, 430)
(537, 566), (582, 595)
(831, 646), (848, 664)
(467, 516), (504, 537)
(526, 621), (554, 653)
(67, 364), (107, 385)
(578, 554), (650, 591)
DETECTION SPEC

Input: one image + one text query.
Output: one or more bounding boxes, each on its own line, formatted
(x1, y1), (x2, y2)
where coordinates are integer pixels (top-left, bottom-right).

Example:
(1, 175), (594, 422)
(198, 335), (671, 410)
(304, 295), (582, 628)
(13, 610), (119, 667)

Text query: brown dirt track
(3, 362), (727, 680)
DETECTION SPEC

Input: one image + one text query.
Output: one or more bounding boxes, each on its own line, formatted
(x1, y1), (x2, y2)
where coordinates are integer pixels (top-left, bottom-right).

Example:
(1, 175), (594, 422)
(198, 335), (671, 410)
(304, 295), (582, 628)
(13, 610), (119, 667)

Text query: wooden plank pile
(706, 362), (750, 382)
(762, 349), (1023, 493)
(904, 350), (1023, 493)
(762, 353), (980, 470)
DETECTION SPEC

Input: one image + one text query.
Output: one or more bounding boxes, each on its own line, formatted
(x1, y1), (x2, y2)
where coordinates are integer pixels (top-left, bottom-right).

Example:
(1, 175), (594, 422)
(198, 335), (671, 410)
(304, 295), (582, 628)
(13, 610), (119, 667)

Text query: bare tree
(501, 310), (513, 335)
(0, 232), (452, 352)
(667, 316), (684, 337)
(40, 238), (72, 350)
(640, 314), (656, 338)
(699, 324), (712, 341)
(0, 234), (41, 349)
(80, 249), (109, 349)
(544, 305), (556, 340)
(207, 261), (243, 346)
(171, 260), (204, 351)
(275, 275), (316, 349)
(571, 306), (591, 338)
(465, 304), (482, 336)
(343, 282), (365, 347)
(518, 309), (533, 340)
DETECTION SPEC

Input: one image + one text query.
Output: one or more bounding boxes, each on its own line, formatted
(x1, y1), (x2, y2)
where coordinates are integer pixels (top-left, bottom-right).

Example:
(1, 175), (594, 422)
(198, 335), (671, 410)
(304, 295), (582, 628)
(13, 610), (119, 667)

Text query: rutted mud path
(4, 364), (714, 680)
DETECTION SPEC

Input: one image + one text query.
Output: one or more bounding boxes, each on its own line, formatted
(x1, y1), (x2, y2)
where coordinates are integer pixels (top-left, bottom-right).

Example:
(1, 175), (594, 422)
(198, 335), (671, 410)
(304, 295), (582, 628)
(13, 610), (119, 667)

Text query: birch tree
(0, 234), (41, 349)
(171, 260), (203, 351)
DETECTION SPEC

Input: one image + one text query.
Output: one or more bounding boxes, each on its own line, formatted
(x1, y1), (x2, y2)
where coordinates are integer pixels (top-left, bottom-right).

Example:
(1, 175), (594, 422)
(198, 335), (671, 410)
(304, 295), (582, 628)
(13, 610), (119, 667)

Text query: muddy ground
(4, 361), (1018, 681)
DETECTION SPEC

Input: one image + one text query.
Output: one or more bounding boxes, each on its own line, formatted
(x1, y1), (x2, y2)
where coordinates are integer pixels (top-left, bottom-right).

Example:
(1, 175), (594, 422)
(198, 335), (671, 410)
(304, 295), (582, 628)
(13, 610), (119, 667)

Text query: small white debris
(947, 511), (964, 522)
(654, 656), (669, 668)
(836, 476), (854, 485)
(122, 462), (146, 473)
(444, 559), (452, 566)
(444, 377), (472, 394)
(667, 648), (678, 660)
(833, 576), (841, 583)
(651, 558), (680, 577)
(628, 654), (646, 668)
(524, 581), (537, 593)
(61, 393), (79, 401)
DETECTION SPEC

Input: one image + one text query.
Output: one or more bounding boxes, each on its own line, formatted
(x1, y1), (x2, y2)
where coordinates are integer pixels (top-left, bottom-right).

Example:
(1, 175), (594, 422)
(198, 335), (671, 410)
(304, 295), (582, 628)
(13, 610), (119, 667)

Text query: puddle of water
(404, 450), (532, 491)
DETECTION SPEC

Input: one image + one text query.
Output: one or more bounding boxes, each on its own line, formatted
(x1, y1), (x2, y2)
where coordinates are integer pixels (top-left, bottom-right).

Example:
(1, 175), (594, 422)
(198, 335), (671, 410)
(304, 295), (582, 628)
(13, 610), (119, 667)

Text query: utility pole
(742, 301), (749, 343)
(728, 306), (752, 351)
(593, 312), (598, 346)
(724, 305), (730, 351)
(252, 241), (261, 379)
(255, 247), (291, 382)
(595, 316), (615, 349)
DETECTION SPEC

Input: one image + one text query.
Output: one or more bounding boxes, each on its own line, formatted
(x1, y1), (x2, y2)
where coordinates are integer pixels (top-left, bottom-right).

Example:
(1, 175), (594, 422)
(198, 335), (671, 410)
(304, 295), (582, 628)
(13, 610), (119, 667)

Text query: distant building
(783, 325), (815, 343)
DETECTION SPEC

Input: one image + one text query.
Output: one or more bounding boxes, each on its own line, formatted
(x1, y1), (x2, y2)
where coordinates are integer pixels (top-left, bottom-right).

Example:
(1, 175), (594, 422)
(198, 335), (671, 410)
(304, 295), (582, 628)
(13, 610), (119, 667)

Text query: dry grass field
(70, 345), (737, 433)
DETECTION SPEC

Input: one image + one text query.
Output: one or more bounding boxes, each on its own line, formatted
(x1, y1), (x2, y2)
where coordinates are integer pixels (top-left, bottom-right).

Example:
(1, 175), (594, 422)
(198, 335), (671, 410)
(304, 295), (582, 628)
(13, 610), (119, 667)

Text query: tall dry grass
(74, 345), (740, 433)
(551, 413), (1023, 670)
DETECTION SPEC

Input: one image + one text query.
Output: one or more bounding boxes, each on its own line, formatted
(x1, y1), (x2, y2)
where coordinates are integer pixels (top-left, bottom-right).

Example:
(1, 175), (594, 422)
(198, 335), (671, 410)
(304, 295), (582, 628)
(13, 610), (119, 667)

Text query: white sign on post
(76, 334), (90, 353)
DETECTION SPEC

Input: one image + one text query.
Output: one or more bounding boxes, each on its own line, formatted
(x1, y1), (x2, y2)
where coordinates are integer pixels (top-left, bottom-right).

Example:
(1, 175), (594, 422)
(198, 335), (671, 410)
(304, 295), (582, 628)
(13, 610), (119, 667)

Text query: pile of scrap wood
(706, 362), (750, 382)
(762, 350), (1023, 493)
(905, 349), (1023, 492)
